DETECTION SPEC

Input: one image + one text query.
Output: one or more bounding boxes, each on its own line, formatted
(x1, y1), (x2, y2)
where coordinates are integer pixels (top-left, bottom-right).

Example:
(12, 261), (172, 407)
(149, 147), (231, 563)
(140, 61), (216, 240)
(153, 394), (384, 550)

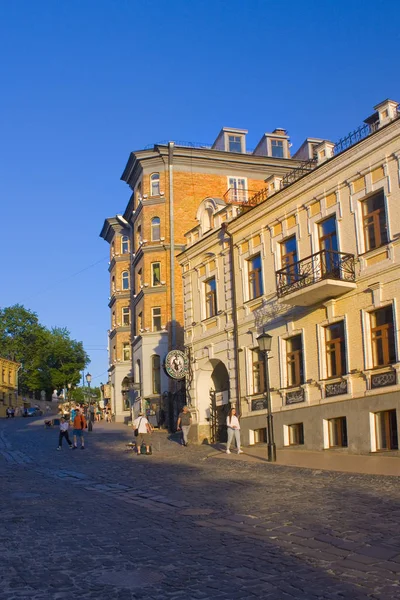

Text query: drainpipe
(168, 142), (176, 348)
(221, 223), (241, 413)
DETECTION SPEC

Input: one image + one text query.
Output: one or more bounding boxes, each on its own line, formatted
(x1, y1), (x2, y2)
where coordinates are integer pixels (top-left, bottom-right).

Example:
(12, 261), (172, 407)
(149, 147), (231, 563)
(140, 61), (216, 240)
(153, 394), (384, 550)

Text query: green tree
(0, 304), (89, 398)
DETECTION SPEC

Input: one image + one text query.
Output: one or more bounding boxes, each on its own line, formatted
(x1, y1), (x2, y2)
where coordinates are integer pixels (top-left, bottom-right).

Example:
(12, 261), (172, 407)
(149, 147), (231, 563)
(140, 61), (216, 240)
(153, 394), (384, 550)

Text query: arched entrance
(209, 360), (230, 443)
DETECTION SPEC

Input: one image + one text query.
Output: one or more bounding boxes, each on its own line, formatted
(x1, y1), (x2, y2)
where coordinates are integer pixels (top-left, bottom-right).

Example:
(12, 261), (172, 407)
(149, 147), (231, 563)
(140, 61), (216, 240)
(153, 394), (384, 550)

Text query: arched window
(150, 173), (160, 196)
(151, 217), (161, 241)
(122, 271), (129, 290)
(121, 235), (129, 254)
(152, 355), (161, 394)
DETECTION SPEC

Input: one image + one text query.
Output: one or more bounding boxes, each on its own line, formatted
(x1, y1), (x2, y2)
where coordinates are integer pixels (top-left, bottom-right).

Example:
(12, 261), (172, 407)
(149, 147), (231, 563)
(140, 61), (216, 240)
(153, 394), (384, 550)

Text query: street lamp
(86, 372), (93, 432)
(256, 332), (277, 462)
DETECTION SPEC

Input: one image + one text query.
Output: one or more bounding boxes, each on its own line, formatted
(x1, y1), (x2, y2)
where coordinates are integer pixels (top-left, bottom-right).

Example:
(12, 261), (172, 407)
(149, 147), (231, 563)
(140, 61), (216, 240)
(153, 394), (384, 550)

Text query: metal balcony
(223, 187), (262, 205)
(276, 250), (357, 306)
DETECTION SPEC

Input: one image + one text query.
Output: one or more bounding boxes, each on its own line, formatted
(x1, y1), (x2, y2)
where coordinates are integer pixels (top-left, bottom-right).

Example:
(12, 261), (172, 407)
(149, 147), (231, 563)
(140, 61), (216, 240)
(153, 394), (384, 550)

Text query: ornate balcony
(276, 250), (357, 306)
(223, 187), (262, 205)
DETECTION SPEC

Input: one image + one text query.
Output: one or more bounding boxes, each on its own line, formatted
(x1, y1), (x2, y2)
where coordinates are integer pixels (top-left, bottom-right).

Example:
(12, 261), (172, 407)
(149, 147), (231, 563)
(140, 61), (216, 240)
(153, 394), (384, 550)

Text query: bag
(134, 417), (142, 437)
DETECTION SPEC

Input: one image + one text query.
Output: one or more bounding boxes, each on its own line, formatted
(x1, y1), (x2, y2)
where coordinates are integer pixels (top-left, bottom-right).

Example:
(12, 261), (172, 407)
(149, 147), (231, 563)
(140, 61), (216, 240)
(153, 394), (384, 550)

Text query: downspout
(221, 223), (241, 413)
(168, 142), (176, 348)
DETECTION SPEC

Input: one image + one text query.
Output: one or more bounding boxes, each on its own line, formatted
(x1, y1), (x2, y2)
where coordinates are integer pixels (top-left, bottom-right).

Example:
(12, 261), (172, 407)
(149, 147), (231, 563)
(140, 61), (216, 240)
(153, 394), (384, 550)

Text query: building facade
(100, 217), (132, 422)
(0, 357), (21, 418)
(102, 127), (301, 423)
(180, 100), (400, 454)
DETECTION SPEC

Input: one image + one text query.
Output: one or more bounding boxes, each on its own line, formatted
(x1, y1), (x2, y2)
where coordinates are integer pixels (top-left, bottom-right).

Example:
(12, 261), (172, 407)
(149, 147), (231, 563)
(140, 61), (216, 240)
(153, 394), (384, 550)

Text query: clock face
(165, 350), (188, 380)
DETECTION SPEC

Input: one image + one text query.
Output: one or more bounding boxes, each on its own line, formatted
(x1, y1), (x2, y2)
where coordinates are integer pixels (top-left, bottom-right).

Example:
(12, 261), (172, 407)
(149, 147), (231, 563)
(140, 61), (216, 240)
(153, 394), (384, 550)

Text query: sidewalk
(206, 444), (400, 477)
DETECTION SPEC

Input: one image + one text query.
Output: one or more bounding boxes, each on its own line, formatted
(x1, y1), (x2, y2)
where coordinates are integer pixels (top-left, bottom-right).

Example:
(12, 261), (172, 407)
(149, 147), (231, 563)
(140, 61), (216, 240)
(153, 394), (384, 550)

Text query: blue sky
(1, 0), (399, 386)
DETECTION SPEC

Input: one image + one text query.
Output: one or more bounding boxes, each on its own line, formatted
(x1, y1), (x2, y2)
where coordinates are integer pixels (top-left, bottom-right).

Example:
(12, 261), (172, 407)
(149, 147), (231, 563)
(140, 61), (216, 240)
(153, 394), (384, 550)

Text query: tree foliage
(0, 304), (89, 398)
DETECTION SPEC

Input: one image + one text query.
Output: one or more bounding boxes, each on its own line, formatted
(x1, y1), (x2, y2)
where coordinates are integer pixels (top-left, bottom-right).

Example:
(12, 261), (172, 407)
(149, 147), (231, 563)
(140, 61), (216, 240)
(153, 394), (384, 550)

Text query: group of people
(57, 408), (87, 450)
(130, 405), (243, 455)
(6, 407), (16, 418)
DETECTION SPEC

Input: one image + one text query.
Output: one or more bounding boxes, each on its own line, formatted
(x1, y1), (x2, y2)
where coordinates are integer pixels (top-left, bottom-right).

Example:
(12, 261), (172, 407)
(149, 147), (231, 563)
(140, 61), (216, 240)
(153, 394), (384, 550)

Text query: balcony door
(318, 216), (339, 277)
(281, 236), (298, 286)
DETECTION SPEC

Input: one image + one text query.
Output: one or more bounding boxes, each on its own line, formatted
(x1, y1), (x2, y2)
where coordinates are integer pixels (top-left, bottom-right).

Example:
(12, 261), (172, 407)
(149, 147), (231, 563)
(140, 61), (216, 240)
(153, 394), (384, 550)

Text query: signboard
(251, 398), (268, 412)
(165, 350), (188, 380)
(102, 384), (111, 399)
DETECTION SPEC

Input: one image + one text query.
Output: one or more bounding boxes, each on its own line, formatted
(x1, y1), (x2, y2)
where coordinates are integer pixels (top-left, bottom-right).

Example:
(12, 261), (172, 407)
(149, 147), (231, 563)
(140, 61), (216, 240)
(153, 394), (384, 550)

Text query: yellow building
(101, 127), (301, 423)
(180, 99), (400, 454)
(0, 357), (21, 418)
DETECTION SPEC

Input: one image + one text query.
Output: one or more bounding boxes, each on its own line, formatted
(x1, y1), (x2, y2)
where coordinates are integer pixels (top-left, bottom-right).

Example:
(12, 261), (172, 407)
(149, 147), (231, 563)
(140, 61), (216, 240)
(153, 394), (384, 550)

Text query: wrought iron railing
(276, 250), (356, 298)
(281, 157), (317, 189)
(224, 187), (271, 206)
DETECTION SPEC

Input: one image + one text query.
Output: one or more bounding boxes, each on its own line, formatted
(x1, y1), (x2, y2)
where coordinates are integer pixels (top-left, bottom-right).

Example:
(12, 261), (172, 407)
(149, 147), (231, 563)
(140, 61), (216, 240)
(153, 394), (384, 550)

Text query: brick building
(101, 127), (300, 423)
(179, 100), (400, 454)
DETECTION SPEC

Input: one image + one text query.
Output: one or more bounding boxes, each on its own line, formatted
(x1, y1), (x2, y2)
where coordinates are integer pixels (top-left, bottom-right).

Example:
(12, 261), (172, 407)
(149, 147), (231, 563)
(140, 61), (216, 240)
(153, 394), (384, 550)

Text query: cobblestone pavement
(1, 419), (400, 599)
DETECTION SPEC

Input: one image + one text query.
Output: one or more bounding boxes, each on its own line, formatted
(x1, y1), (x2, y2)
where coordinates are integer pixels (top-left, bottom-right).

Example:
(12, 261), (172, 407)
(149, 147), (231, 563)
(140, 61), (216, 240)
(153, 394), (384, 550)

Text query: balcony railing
(281, 157), (317, 189)
(223, 188), (261, 205)
(276, 250), (356, 298)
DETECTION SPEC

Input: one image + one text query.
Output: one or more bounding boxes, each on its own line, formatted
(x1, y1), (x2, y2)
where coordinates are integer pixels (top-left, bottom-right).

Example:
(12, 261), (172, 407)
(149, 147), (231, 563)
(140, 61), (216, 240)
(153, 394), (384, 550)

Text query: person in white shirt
(57, 418), (73, 450)
(226, 407), (243, 455)
(132, 413), (153, 454)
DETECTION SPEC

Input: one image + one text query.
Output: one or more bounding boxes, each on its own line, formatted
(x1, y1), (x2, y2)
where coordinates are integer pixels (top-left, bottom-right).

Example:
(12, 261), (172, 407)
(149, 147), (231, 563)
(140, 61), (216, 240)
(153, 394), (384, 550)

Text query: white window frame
(151, 217), (161, 241)
(122, 343), (130, 362)
(122, 271), (130, 290)
(122, 307), (130, 326)
(361, 301), (398, 370)
(151, 262), (161, 287)
(121, 235), (129, 254)
(150, 173), (160, 196)
(227, 176), (248, 203)
(152, 307), (162, 332)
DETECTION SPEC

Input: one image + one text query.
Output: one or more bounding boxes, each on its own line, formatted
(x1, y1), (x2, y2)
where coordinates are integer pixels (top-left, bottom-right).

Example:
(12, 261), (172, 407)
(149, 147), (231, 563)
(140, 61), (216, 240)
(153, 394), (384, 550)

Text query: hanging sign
(165, 350), (188, 380)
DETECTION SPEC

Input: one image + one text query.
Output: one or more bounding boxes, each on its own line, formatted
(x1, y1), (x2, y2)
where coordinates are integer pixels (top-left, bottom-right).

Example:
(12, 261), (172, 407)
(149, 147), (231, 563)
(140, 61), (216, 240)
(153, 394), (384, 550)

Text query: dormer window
(228, 135), (242, 153)
(271, 139), (284, 158)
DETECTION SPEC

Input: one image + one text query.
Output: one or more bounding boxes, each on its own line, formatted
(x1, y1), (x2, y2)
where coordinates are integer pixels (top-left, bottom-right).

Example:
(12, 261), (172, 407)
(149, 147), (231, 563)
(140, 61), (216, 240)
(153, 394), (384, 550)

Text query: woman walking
(226, 407), (243, 455)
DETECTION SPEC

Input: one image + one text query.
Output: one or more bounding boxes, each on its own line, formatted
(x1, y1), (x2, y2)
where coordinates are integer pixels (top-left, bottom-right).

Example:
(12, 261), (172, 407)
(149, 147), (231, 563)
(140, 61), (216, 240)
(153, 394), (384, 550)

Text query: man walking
(72, 409), (87, 450)
(177, 406), (192, 447)
(57, 418), (73, 450)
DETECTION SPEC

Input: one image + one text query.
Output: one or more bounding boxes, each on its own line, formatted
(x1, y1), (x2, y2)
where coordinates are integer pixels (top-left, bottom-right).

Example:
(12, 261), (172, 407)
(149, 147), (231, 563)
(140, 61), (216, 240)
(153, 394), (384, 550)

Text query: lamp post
(256, 332), (277, 462)
(86, 372), (93, 432)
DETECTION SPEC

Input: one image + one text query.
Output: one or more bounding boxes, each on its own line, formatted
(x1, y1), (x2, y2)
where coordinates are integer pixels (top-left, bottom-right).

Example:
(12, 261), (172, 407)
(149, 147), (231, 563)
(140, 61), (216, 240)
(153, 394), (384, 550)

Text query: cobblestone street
(1, 418), (400, 600)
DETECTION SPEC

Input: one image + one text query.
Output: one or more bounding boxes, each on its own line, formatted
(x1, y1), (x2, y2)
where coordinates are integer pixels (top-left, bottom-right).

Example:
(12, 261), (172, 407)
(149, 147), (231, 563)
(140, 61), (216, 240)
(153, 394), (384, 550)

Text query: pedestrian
(72, 409), (87, 450)
(89, 404), (95, 423)
(6, 407), (11, 418)
(57, 418), (73, 450)
(132, 412), (153, 455)
(96, 407), (102, 421)
(177, 406), (192, 446)
(226, 407), (243, 455)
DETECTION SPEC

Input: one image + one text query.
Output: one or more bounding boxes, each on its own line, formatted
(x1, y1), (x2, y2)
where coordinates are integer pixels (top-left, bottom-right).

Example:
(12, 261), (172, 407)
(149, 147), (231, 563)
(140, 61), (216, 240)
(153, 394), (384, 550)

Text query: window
(228, 135), (242, 153)
(152, 307), (162, 332)
(254, 428), (267, 443)
(150, 173), (160, 196)
(8, 371), (12, 384)
(375, 409), (398, 450)
(137, 311), (143, 332)
(112, 311), (116, 327)
(111, 276), (115, 292)
(328, 417), (348, 448)
(228, 177), (247, 203)
(112, 345), (116, 361)
(136, 225), (142, 249)
(288, 423), (304, 445)
(122, 307), (130, 326)
(248, 254), (263, 299)
(362, 190), (388, 251)
(111, 242), (115, 256)
(271, 139), (284, 158)
(325, 321), (346, 378)
(135, 182), (142, 206)
(121, 235), (129, 254)
(205, 277), (217, 319)
(151, 262), (161, 286)
(137, 268), (143, 289)
(319, 216), (340, 276)
(151, 217), (161, 241)
(286, 335), (304, 387)
(252, 350), (265, 394)
(370, 306), (396, 367)
(123, 343), (131, 361)
(280, 236), (298, 285)
(152, 355), (161, 394)
(122, 271), (129, 290)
